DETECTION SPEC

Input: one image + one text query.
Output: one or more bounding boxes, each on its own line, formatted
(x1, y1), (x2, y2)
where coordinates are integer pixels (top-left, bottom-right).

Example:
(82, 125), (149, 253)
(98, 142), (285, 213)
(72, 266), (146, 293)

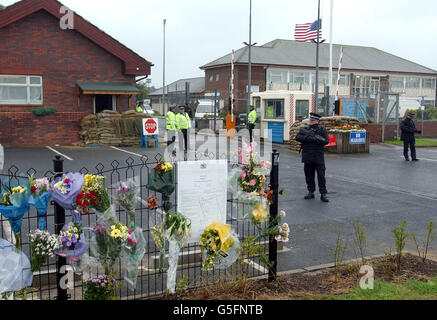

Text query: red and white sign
(142, 118), (159, 136)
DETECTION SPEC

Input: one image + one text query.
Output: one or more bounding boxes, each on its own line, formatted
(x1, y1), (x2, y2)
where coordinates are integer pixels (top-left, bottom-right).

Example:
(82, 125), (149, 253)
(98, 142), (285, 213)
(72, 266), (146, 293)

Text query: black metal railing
(0, 151), (278, 300)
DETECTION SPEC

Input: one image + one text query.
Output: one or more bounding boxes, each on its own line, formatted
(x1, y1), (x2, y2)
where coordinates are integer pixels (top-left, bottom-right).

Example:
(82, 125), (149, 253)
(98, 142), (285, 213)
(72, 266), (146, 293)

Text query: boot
(405, 157), (410, 161)
(412, 158), (419, 161)
(304, 192), (315, 200)
(321, 193), (329, 203)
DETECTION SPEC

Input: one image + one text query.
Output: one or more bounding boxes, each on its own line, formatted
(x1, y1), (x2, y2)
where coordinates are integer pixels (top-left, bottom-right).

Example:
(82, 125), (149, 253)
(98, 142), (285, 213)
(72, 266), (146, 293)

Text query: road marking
(46, 146), (73, 161)
(110, 146), (143, 157)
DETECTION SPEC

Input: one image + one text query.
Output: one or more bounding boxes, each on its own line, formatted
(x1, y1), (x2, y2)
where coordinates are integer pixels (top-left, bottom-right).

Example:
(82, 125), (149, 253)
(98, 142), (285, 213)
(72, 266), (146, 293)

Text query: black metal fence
(0, 152), (278, 300)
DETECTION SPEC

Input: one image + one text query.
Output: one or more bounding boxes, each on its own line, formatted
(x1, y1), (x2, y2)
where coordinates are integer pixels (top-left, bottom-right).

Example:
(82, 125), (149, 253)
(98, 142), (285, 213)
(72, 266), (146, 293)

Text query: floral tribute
(50, 173), (84, 211)
(154, 161), (173, 176)
(147, 160), (175, 211)
(28, 174), (52, 230)
(199, 222), (236, 271)
(114, 180), (138, 228)
(83, 274), (119, 300)
(28, 229), (60, 272)
(55, 221), (88, 263)
(92, 221), (134, 273)
(151, 210), (192, 272)
(329, 125), (366, 133)
(76, 174), (110, 214)
(0, 179), (30, 249)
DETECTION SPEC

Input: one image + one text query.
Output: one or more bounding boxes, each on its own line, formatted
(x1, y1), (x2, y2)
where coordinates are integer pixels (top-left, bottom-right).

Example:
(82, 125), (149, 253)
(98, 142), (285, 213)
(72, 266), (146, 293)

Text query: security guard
(248, 105), (257, 143)
(166, 106), (177, 146)
(136, 101), (144, 113)
(295, 113), (330, 202)
(400, 112), (421, 161)
(175, 105), (191, 151)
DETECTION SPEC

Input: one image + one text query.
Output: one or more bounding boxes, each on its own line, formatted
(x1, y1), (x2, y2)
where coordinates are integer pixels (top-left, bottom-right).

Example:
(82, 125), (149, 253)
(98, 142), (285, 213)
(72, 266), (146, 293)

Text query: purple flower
(66, 241), (72, 247)
(72, 237), (77, 244)
(93, 224), (106, 235)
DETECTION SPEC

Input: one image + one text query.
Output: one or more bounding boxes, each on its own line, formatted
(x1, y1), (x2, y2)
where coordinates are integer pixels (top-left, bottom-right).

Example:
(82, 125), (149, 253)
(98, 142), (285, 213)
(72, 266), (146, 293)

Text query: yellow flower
(110, 229), (121, 238)
(252, 202), (269, 222)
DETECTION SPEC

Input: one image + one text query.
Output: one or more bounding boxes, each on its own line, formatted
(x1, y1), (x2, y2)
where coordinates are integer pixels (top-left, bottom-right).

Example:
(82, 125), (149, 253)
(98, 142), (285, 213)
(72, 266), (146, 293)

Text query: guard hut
(251, 90), (314, 143)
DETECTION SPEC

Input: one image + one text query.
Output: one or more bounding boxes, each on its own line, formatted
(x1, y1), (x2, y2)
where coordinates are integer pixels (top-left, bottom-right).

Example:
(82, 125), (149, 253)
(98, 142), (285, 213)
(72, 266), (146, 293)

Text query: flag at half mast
(294, 19), (322, 42)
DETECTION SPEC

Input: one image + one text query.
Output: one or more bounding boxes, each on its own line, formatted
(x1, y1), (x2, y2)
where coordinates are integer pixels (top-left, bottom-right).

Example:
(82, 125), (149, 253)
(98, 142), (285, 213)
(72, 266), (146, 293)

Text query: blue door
(268, 122), (284, 143)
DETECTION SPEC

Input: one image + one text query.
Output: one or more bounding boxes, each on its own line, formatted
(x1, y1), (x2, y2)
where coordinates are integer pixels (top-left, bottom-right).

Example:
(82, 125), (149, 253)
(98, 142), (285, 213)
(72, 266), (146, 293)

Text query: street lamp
(162, 19), (166, 115)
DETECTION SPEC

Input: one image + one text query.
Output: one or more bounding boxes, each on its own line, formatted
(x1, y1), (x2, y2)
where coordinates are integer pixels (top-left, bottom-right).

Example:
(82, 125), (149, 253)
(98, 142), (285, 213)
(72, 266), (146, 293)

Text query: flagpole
(315, 0), (320, 113)
(329, 0), (333, 91)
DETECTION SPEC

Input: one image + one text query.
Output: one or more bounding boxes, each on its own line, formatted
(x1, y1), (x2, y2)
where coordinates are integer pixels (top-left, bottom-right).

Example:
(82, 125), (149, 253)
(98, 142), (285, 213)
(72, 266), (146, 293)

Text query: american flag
(294, 19), (322, 42)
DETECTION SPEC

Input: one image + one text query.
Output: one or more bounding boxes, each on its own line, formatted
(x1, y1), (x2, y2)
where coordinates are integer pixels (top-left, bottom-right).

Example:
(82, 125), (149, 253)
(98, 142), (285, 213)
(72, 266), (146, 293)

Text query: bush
(29, 107), (57, 117)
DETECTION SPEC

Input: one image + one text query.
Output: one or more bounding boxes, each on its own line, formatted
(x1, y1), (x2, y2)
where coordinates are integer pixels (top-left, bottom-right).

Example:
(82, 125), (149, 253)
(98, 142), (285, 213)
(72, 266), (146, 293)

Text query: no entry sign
(142, 118), (159, 136)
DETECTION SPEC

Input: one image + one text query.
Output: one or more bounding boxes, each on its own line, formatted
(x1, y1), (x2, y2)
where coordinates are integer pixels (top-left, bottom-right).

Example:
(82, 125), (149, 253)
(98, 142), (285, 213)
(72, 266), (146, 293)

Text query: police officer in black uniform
(295, 113), (330, 202)
(400, 112), (421, 161)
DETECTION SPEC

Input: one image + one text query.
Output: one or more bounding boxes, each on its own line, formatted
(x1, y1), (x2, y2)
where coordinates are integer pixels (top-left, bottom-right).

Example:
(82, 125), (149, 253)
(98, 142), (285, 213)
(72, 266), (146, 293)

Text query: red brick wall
(205, 65), (266, 114)
(362, 120), (437, 143)
(0, 10), (137, 146)
(0, 112), (87, 146)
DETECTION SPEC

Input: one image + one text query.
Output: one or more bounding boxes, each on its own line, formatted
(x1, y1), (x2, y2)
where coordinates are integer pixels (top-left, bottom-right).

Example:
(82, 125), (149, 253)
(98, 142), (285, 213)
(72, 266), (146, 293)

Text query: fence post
(53, 155), (68, 301)
(268, 149), (280, 282)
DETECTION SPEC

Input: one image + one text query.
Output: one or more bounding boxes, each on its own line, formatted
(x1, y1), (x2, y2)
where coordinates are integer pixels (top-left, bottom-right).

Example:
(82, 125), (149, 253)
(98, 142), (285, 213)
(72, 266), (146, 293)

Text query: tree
(135, 80), (155, 102)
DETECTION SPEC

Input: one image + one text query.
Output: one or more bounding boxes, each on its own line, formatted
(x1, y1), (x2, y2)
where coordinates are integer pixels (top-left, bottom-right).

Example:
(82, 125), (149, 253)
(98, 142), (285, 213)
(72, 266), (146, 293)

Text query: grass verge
(312, 276), (437, 300)
(384, 138), (437, 147)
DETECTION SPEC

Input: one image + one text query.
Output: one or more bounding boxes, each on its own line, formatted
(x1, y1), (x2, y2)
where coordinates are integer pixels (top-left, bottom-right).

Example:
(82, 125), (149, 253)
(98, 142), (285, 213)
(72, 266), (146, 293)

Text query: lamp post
(162, 19), (166, 115)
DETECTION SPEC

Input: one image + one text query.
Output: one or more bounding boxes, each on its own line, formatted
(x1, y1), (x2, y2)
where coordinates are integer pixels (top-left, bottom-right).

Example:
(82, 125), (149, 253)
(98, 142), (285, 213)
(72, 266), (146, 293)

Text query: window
(264, 100), (284, 119)
(269, 71), (287, 83)
(332, 74), (350, 86)
(209, 75), (213, 82)
(216, 74), (220, 81)
(390, 76), (404, 89)
(295, 100), (309, 120)
(292, 72), (310, 85)
(0, 75), (43, 104)
(313, 73), (329, 87)
(422, 78), (436, 89)
(406, 77), (420, 89)
(352, 75), (371, 96)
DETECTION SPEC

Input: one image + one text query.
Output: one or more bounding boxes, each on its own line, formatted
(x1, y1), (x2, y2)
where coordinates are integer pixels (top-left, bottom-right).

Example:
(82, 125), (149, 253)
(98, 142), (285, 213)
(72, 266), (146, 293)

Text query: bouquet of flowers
(83, 274), (119, 300)
(329, 125), (366, 133)
(76, 174), (110, 214)
(55, 222), (88, 263)
(28, 229), (60, 272)
(199, 222), (237, 271)
(151, 210), (192, 272)
(28, 174), (51, 230)
(0, 179), (31, 249)
(50, 173), (84, 210)
(146, 160), (175, 211)
(229, 141), (270, 202)
(114, 180), (138, 229)
(92, 222), (132, 273)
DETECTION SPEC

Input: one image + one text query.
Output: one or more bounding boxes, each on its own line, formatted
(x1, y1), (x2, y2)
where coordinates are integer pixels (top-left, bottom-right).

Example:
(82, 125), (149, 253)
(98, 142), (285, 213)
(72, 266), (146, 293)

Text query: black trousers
(403, 139), (416, 160)
(304, 162), (327, 194)
(248, 124), (255, 143)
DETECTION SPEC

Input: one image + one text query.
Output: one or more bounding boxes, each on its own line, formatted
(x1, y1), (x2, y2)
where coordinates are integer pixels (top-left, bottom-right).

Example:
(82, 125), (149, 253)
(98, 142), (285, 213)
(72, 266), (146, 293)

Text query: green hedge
(29, 107), (57, 116)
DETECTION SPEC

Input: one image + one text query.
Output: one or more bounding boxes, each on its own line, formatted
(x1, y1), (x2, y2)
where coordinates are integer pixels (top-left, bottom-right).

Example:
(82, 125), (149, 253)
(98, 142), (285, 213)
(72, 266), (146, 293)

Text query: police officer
(175, 105), (191, 151)
(136, 101), (144, 113)
(400, 112), (421, 161)
(295, 113), (330, 202)
(248, 105), (257, 143)
(166, 106), (177, 147)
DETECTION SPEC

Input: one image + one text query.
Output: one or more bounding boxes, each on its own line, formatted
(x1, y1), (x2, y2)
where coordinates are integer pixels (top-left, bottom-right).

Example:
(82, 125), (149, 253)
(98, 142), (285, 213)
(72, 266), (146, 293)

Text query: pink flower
(275, 235), (282, 241)
(71, 257), (78, 262)
(280, 210), (286, 217)
(240, 172), (247, 180)
(259, 189), (265, 196)
(249, 179), (256, 186)
(245, 193), (250, 198)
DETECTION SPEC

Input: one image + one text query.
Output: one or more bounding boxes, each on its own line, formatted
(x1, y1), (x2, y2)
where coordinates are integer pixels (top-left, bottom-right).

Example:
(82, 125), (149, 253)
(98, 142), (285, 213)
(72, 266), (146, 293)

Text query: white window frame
(422, 78), (436, 89)
(0, 75), (43, 105)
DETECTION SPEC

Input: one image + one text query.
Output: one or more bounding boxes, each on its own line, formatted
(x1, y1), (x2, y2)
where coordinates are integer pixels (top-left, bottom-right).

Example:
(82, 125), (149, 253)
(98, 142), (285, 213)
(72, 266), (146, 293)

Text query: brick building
(200, 39), (437, 115)
(0, 0), (151, 146)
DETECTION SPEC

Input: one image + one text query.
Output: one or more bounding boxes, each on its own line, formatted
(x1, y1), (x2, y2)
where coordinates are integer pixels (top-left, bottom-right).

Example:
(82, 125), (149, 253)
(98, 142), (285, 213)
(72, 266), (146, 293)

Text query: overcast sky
(3, 0), (437, 88)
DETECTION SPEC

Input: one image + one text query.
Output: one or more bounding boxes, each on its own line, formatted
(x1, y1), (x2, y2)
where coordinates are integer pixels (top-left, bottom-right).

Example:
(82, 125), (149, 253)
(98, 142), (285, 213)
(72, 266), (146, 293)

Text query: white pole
(329, 0), (333, 90)
(231, 49), (235, 122)
(335, 46), (344, 101)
